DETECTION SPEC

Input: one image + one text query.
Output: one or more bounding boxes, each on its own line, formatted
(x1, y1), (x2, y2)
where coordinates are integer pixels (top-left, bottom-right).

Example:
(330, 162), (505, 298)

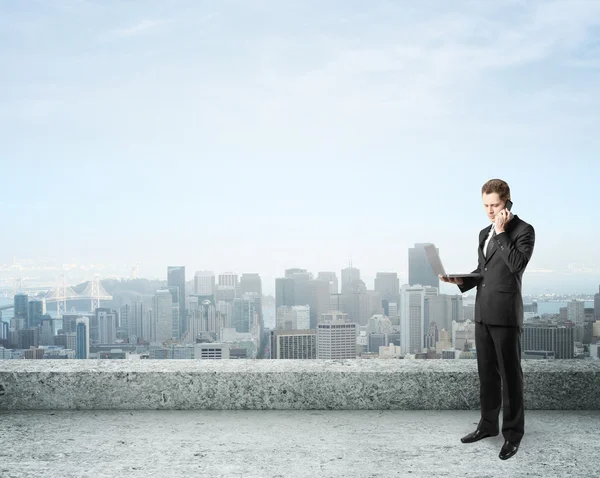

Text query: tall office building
(127, 301), (145, 343)
(316, 320), (357, 359)
(594, 286), (600, 321)
(232, 293), (258, 333)
(425, 295), (453, 334)
(290, 271), (311, 307)
(194, 271), (216, 296)
(28, 299), (46, 327)
(275, 277), (296, 310)
(216, 272), (238, 303)
(329, 293), (343, 312)
(240, 273), (262, 296)
(307, 279), (330, 329)
(218, 272), (238, 288)
(168, 266), (186, 337)
(341, 267), (360, 294)
(1, 320), (8, 341)
(14, 293), (28, 329)
(119, 304), (129, 334)
(409, 243), (439, 289)
(567, 299), (585, 342)
(374, 272), (400, 300)
(342, 280), (370, 326)
(567, 300), (585, 326)
(91, 307), (110, 344)
(76, 317), (90, 359)
(451, 295), (464, 322)
(400, 285), (437, 355)
(18, 327), (40, 349)
(40, 317), (55, 346)
(154, 290), (174, 343)
(97, 309), (117, 344)
(285, 268), (309, 278)
(240, 273), (263, 321)
(168, 286), (181, 339)
(317, 272), (338, 295)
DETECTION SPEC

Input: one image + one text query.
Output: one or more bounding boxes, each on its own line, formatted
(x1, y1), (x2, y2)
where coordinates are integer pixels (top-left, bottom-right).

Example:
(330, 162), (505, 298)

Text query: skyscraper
(14, 293), (28, 329)
(154, 290), (174, 343)
(408, 243), (439, 289)
(317, 272), (338, 295)
(28, 299), (46, 327)
(168, 266), (186, 337)
(240, 273), (263, 321)
(341, 267), (360, 294)
(97, 309), (117, 345)
(194, 271), (216, 296)
(240, 273), (262, 296)
(400, 284), (437, 355)
(218, 272), (238, 288)
(276, 277), (296, 310)
(374, 272), (400, 300)
(76, 317), (90, 359)
(232, 293), (258, 333)
(306, 279), (330, 329)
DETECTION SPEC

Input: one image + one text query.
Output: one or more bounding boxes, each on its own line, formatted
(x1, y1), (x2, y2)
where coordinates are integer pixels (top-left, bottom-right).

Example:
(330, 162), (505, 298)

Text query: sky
(1, 0), (600, 295)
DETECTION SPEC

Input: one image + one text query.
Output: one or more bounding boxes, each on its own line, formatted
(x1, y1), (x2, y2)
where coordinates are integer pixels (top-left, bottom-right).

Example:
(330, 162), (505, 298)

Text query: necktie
(486, 229), (496, 257)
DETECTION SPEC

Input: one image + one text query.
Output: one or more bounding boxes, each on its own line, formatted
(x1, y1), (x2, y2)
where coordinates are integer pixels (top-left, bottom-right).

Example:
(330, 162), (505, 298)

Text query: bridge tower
(91, 274), (101, 312)
(56, 274), (67, 318)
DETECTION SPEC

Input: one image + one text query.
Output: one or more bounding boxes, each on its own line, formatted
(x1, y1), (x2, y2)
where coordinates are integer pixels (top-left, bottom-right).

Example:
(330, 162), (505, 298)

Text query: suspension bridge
(0, 274), (112, 316)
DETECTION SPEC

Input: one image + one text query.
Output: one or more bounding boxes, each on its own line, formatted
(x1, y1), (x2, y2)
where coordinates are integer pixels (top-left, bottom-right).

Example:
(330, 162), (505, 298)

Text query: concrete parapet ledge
(1, 359), (598, 410)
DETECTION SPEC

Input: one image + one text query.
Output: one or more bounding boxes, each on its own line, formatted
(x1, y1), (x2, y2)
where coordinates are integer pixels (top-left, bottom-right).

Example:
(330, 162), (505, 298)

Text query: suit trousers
(474, 321), (524, 444)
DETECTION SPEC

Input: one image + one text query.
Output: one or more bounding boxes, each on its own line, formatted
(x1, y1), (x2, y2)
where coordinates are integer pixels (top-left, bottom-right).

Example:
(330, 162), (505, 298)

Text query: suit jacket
(458, 214), (535, 328)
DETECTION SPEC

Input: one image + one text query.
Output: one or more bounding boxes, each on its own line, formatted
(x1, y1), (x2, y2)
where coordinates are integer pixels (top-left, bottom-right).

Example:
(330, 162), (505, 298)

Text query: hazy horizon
(2, 1), (599, 296)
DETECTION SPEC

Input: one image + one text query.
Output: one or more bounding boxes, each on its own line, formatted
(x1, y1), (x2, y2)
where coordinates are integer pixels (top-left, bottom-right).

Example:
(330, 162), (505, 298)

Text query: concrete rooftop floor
(1, 410), (598, 478)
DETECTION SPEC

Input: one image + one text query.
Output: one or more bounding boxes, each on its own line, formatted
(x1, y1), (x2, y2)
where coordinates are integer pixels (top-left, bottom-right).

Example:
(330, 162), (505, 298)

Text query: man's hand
(439, 274), (463, 285)
(495, 208), (512, 234)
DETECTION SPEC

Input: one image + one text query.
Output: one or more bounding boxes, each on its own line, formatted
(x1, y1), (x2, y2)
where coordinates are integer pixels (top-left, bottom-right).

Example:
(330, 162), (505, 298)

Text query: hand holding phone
(495, 198), (512, 232)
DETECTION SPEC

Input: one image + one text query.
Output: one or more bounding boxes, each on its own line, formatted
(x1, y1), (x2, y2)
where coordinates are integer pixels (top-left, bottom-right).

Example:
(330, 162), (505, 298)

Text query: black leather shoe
(499, 441), (519, 460)
(460, 429), (499, 443)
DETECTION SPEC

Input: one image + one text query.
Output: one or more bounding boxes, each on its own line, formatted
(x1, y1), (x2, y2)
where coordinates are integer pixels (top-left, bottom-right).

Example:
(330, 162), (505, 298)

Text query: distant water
(536, 301), (593, 315)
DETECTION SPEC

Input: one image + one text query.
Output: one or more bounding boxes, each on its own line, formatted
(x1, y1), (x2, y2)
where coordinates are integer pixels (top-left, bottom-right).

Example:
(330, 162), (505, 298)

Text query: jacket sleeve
(494, 224), (535, 274)
(457, 265), (482, 293)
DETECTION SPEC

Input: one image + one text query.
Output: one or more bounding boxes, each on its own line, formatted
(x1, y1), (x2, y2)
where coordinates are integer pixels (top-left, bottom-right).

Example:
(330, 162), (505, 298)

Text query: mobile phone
(505, 199), (513, 211)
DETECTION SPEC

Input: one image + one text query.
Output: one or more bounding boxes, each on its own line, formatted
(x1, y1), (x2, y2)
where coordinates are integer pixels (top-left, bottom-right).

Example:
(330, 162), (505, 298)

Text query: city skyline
(2, 1), (600, 294)
(1, 255), (600, 297)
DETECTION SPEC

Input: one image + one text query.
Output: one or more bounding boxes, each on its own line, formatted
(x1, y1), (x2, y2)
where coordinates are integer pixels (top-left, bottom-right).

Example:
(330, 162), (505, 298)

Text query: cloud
(109, 19), (167, 39)
(241, 0), (600, 141)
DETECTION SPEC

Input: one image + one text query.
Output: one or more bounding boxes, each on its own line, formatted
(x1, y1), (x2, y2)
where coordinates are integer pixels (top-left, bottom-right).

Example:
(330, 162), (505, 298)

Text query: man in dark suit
(440, 178), (535, 460)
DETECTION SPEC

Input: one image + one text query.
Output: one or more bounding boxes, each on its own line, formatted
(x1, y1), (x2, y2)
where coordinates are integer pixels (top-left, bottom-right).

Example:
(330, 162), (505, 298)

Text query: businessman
(440, 179), (535, 460)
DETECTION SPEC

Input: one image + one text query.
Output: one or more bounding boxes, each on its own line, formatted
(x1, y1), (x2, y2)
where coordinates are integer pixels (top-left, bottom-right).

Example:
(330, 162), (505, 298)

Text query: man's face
(482, 192), (507, 222)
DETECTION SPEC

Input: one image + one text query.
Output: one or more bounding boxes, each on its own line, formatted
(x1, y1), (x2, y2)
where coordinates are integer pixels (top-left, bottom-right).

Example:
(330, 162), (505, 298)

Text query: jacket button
(483, 284), (486, 287)
(484, 267), (488, 271)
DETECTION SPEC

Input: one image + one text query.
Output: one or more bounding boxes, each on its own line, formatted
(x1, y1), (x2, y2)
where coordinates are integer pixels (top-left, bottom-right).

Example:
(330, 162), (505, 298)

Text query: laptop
(423, 243), (481, 278)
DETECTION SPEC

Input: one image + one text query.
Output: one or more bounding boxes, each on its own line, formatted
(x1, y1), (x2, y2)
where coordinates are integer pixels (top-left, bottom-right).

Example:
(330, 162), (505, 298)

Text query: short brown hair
(481, 179), (510, 201)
